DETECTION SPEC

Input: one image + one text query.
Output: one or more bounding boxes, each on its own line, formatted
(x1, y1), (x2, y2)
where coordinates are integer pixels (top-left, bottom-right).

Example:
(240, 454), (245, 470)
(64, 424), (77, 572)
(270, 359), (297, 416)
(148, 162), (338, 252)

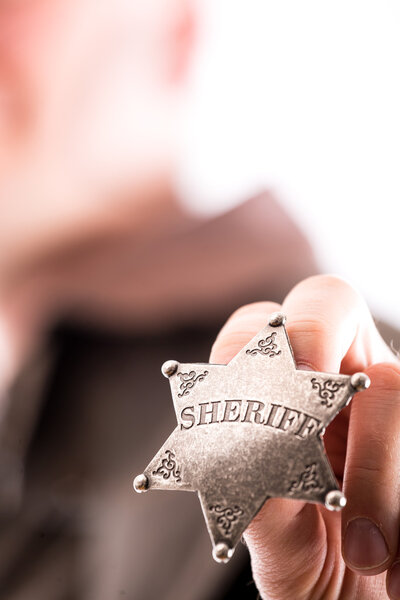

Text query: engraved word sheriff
(133, 312), (370, 564)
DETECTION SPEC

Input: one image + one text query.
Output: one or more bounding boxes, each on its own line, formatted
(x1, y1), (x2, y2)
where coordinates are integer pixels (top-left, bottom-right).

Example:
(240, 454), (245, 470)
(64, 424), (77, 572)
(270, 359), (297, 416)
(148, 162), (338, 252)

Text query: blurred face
(0, 0), (193, 275)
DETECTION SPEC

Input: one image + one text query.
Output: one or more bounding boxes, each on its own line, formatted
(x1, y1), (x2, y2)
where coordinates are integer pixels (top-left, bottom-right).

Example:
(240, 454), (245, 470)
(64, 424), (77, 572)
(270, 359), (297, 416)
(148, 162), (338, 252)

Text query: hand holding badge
(133, 312), (370, 563)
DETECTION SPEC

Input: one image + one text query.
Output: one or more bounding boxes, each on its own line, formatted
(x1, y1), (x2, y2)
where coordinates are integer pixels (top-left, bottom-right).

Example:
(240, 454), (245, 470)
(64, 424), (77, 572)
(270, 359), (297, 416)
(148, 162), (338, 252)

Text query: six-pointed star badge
(133, 312), (370, 563)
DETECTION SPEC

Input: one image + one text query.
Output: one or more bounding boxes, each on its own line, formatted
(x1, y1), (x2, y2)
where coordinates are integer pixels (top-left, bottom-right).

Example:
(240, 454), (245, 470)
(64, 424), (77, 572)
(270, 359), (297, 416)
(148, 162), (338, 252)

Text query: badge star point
(161, 359), (179, 378)
(134, 314), (369, 563)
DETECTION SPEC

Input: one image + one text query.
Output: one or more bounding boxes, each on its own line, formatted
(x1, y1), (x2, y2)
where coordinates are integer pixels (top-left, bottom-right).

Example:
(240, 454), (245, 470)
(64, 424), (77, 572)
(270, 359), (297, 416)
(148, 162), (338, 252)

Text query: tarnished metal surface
(133, 313), (370, 563)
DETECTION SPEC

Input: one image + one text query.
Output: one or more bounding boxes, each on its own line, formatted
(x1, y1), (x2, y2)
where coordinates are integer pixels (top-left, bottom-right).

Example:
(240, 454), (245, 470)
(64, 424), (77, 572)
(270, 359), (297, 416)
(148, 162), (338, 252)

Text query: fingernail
(388, 561), (400, 599)
(344, 518), (389, 569)
(296, 364), (314, 371)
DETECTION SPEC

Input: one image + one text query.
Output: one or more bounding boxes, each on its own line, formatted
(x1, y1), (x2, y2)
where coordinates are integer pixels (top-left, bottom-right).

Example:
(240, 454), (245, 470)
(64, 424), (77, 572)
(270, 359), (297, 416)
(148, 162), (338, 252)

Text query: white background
(179, 1), (400, 328)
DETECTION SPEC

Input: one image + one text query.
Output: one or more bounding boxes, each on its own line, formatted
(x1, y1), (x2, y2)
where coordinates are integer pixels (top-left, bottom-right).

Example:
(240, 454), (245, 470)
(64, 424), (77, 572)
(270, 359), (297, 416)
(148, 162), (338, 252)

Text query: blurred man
(0, 1), (319, 599)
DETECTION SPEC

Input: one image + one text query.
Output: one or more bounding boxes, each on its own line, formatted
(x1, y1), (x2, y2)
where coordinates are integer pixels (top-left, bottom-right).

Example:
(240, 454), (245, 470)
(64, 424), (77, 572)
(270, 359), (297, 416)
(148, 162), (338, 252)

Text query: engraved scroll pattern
(152, 450), (181, 482)
(288, 463), (323, 494)
(311, 378), (345, 408)
(209, 504), (244, 535)
(246, 332), (281, 358)
(177, 370), (209, 397)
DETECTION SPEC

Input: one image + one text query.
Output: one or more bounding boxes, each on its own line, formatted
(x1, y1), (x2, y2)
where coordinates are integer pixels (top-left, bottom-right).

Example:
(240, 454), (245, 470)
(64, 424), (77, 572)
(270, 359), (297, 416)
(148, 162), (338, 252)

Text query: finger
(210, 301), (281, 364)
(281, 274), (396, 375)
(281, 274), (398, 481)
(342, 362), (400, 575)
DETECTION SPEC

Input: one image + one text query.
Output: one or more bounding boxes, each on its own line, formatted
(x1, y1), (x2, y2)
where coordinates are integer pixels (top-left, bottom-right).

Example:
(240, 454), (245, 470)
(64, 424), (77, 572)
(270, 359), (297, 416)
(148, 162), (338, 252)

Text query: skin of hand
(210, 274), (400, 600)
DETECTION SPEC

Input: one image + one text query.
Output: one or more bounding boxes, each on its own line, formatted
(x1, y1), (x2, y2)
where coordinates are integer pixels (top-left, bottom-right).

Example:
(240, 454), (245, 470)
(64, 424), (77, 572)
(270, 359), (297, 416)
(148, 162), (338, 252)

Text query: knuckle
(288, 316), (328, 338)
(346, 432), (393, 484)
(286, 318), (332, 368)
(293, 274), (362, 304)
(346, 461), (385, 487)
